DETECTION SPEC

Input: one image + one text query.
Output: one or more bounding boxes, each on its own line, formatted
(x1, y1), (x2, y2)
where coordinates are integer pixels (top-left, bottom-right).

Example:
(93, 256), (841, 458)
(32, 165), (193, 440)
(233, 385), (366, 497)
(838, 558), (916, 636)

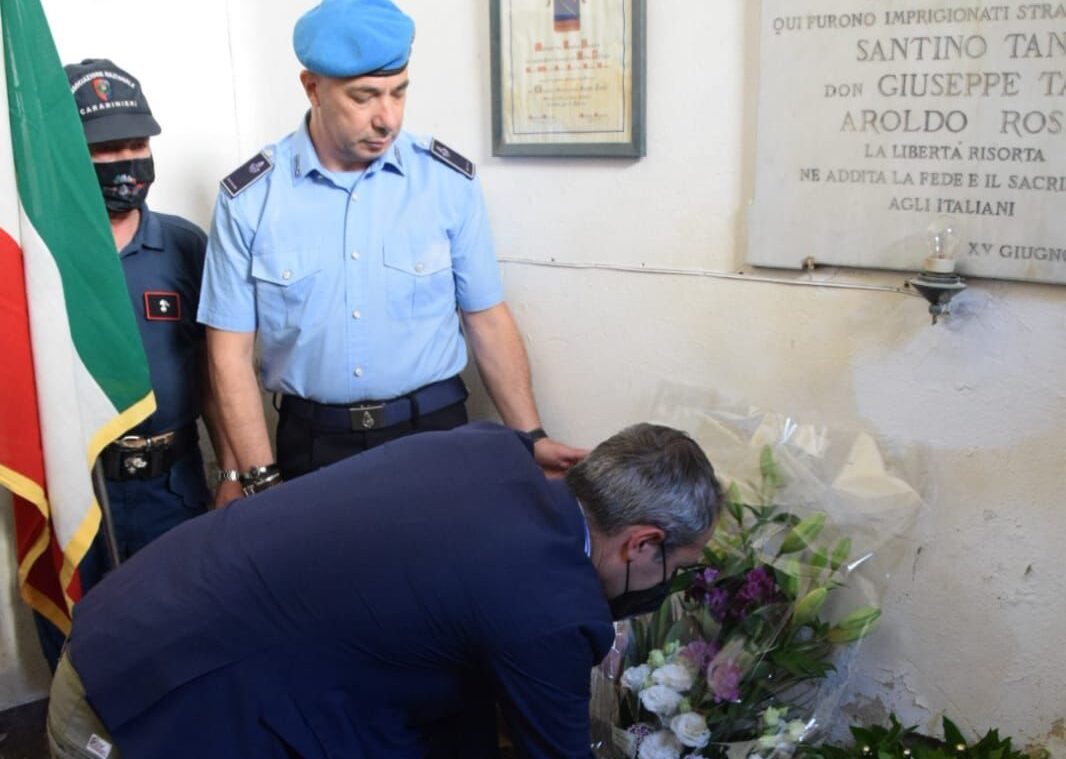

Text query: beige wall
(2, 2), (1063, 753)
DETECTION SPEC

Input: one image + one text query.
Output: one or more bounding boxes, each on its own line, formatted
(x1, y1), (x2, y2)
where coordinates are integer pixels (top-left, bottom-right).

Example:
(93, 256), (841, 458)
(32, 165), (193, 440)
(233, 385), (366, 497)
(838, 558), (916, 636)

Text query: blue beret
(294, 0), (415, 78)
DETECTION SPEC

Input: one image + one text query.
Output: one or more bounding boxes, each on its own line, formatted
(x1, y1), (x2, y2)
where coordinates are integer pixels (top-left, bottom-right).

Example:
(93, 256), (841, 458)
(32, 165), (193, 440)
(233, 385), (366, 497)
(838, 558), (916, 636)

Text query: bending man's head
(568, 423), (721, 550)
(567, 423), (722, 614)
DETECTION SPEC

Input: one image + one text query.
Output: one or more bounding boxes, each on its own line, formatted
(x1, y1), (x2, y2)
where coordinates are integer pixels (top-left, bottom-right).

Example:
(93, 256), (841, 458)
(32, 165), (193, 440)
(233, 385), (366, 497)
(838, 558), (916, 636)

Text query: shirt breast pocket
(383, 237), (455, 320)
(250, 249), (324, 331)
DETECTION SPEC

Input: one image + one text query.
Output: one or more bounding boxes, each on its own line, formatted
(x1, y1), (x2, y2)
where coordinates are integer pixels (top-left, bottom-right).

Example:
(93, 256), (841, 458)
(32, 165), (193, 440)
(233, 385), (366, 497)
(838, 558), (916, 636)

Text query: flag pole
(91, 459), (122, 570)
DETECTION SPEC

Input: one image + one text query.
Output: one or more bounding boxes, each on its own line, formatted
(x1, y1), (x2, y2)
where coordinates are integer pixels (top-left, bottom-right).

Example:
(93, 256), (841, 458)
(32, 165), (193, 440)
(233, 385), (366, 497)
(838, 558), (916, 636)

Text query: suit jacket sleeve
(489, 623), (610, 759)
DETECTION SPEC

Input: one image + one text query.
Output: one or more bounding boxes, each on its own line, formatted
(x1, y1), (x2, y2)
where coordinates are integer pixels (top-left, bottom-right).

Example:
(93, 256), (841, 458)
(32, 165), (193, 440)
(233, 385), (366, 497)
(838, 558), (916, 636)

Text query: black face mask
(608, 543), (672, 621)
(94, 156), (154, 213)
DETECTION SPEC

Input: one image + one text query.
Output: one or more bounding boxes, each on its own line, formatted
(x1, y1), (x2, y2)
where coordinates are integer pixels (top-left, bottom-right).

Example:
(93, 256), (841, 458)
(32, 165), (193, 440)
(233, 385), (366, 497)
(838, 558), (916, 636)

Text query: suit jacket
(70, 423), (614, 758)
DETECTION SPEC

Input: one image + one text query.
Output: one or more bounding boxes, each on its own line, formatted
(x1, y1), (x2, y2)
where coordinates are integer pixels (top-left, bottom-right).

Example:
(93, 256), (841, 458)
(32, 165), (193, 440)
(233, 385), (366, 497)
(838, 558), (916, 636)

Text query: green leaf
(760, 444), (782, 490)
(669, 568), (696, 593)
(810, 547), (830, 572)
(663, 621), (685, 647)
(827, 606), (881, 643)
(850, 726), (879, 746)
(646, 596), (676, 649)
(780, 558), (802, 598)
(779, 512), (828, 555)
(942, 717), (967, 750)
(769, 647), (835, 678)
(695, 606), (720, 640)
(793, 587), (829, 626)
(831, 537), (853, 571)
(725, 481), (745, 524)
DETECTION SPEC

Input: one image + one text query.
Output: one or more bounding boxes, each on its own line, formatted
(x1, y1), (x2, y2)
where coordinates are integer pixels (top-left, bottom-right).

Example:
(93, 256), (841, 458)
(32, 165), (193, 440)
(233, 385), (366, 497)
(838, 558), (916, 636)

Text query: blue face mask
(94, 156), (154, 213)
(608, 543), (672, 620)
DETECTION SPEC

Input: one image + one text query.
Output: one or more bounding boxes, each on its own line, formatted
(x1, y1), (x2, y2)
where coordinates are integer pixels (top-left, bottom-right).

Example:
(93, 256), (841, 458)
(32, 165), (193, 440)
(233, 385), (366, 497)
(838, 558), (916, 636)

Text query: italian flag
(0, 0), (155, 632)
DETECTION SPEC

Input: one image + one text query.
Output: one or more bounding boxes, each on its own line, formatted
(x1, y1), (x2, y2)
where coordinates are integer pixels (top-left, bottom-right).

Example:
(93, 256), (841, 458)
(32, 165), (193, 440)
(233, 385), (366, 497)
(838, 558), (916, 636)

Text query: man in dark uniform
(198, 0), (586, 498)
(46, 422), (721, 759)
(30, 61), (236, 667)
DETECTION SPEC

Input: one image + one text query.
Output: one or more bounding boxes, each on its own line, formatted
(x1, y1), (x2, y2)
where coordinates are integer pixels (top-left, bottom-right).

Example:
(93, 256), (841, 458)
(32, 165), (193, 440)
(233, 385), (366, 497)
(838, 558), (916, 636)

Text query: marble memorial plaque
(748, 0), (1066, 284)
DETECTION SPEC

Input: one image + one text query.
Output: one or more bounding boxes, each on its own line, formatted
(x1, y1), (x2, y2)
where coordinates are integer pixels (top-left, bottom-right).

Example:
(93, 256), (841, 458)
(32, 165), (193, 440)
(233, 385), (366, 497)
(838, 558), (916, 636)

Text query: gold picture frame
(490, 0), (647, 158)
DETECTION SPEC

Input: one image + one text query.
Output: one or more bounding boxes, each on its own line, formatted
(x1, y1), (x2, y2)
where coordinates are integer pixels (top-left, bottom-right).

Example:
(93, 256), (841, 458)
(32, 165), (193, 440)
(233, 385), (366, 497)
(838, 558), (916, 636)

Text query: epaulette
(221, 150), (274, 197)
(429, 138), (475, 180)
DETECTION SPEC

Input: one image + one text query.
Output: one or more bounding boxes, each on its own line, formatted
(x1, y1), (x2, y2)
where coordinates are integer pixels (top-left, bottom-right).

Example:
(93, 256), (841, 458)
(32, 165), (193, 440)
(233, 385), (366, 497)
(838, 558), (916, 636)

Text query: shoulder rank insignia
(221, 150), (274, 197)
(429, 139), (475, 180)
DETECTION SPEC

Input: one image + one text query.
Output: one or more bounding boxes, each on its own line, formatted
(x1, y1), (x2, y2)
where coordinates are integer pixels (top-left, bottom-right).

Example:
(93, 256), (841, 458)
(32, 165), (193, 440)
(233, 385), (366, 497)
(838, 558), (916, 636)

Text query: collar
(547, 480), (592, 558)
(120, 206), (162, 256)
(577, 500), (592, 557)
(292, 114), (406, 183)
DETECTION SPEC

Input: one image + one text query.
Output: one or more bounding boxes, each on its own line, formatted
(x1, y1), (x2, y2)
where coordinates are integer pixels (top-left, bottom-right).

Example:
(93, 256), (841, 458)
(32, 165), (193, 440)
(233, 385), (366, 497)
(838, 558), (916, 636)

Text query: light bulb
(925, 216), (960, 273)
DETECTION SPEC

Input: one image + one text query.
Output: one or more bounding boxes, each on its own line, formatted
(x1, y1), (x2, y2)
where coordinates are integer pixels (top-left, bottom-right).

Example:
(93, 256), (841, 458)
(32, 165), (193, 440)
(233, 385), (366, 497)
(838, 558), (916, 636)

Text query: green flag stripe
(2, 0), (151, 410)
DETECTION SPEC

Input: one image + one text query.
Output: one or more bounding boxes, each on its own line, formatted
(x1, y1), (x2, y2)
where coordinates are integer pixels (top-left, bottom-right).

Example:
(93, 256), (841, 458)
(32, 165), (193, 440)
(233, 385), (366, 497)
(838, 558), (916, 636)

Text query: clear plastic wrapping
(590, 384), (924, 759)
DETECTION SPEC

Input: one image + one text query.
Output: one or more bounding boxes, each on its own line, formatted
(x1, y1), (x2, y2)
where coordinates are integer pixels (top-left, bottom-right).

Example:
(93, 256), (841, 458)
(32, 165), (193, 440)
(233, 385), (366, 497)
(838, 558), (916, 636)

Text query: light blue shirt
(197, 119), (504, 403)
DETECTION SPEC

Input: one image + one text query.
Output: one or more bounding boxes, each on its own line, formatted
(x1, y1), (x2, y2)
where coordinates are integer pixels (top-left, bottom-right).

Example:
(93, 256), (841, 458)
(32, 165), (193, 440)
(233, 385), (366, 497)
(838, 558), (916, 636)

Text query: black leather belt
(281, 376), (468, 432)
(101, 425), (196, 481)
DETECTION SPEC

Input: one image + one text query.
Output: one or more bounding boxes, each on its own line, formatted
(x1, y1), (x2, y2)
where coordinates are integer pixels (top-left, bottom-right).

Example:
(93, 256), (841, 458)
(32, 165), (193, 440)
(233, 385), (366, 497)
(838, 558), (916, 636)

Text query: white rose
(639, 685), (683, 717)
(652, 663), (695, 692)
(638, 730), (683, 759)
(670, 711), (711, 749)
(621, 664), (652, 690)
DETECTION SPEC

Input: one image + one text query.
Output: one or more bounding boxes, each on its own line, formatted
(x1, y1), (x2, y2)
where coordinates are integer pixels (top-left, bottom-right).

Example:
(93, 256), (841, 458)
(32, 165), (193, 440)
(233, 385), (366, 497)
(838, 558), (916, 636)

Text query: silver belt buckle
(122, 453), (149, 475)
(349, 403), (386, 430)
(117, 435), (149, 450)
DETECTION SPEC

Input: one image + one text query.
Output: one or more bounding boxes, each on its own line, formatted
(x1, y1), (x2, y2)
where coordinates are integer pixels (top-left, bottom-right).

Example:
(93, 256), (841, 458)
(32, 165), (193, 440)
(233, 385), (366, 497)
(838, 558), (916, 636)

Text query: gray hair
(565, 423), (721, 553)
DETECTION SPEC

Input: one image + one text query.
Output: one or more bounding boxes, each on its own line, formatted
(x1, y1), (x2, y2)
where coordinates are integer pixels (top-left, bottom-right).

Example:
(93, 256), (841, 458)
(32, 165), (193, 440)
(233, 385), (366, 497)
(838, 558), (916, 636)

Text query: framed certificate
(490, 0), (646, 158)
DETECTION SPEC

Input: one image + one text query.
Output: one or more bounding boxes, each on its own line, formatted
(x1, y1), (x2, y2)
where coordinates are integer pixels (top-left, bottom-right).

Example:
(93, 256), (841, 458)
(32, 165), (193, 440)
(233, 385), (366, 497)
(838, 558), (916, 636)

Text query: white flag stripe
(19, 206), (118, 550)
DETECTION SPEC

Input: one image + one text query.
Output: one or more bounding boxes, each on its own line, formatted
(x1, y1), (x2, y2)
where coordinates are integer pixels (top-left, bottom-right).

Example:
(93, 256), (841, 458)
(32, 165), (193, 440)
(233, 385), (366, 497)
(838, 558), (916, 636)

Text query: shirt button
(353, 367), (364, 378)
(352, 310), (361, 320)
(350, 194), (359, 203)
(351, 250), (360, 260)
(414, 262), (425, 273)
(282, 270), (292, 280)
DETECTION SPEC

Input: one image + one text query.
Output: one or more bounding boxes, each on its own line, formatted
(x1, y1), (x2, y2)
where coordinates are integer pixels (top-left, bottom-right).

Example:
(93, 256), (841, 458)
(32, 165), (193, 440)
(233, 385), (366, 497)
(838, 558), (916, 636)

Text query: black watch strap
(526, 427), (548, 443)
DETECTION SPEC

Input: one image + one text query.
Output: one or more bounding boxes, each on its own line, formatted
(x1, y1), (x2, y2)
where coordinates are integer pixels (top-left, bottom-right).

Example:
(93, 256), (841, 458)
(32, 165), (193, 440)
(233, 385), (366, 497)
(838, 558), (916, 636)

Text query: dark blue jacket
(70, 423), (614, 758)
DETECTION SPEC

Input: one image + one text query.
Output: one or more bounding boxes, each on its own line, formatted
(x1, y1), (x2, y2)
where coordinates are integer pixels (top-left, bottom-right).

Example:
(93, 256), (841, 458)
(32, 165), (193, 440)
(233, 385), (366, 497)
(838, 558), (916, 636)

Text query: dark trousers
(33, 447), (210, 671)
(276, 400), (469, 481)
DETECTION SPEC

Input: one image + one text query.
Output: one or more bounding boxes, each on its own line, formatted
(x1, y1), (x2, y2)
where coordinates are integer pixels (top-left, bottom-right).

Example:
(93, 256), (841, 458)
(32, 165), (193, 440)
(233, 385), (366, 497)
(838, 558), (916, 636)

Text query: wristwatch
(240, 464), (283, 496)
(526, 427), (549, 443)
(215, 469), (241, 485)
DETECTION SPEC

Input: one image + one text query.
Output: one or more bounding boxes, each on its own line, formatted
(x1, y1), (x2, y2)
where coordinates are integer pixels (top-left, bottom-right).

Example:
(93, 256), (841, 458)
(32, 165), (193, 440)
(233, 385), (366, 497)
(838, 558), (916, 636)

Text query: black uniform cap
(64, 58), (161, 144)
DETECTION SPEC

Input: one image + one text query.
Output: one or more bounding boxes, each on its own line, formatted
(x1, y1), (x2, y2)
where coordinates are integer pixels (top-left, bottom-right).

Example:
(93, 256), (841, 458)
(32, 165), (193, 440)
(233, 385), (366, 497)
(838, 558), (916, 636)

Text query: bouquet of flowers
(591, 386), (923, 759)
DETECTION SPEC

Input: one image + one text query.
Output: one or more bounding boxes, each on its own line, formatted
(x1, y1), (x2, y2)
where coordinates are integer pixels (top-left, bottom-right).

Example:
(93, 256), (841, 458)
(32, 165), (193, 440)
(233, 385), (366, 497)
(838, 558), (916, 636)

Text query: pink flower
(706, 660), (742, 703)
(680, 640), (719, 671)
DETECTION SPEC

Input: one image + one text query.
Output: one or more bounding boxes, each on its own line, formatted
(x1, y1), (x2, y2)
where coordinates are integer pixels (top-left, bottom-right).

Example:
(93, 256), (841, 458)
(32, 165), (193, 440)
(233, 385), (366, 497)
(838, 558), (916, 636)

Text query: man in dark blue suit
(46, 422), (721, 758)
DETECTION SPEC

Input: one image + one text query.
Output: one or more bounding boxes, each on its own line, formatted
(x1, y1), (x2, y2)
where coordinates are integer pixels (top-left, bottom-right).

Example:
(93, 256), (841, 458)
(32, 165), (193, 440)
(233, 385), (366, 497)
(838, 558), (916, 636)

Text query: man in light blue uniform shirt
(198, 0), (586, 494)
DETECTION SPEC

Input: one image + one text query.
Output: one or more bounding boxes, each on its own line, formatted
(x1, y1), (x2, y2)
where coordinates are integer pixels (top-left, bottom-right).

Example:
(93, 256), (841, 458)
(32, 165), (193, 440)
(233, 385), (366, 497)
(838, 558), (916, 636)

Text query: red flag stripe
(0, 227), (44, 484)
(0, 226), (73, 631)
